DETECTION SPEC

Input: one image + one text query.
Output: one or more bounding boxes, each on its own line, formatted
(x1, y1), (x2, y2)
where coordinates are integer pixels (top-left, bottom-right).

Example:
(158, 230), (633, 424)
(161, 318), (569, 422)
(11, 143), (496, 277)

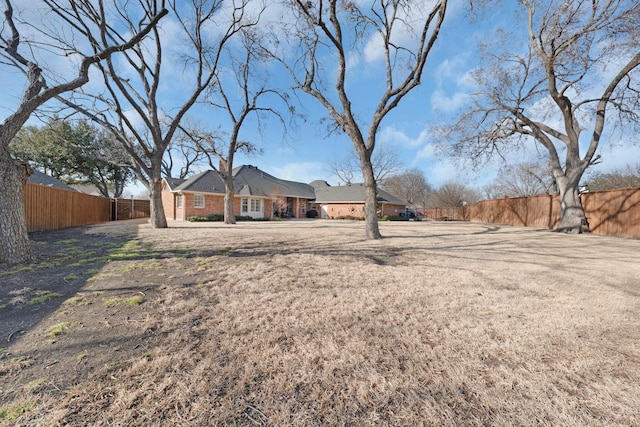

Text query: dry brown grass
(2, 220), (640, 426)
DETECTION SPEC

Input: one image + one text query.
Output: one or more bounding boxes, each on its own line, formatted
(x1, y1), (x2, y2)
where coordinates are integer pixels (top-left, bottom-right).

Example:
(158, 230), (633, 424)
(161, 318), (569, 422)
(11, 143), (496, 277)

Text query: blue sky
(3, 0), (639, 198)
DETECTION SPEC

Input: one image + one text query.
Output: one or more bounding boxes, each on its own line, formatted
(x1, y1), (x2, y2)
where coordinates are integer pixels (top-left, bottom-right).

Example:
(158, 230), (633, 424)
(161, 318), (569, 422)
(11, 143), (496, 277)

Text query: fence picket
(24, 183), (149, 232)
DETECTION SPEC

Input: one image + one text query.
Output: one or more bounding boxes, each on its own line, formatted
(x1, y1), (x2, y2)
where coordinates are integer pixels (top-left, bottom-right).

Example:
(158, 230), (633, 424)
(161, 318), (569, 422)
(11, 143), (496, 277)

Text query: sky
(2, 0), (640, 198)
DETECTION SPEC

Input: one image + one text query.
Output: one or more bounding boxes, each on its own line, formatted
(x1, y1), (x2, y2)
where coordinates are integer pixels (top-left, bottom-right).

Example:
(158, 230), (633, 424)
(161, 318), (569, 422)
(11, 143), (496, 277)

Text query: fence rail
(24, 183), (149, 232)
(425, 188), (640, 239)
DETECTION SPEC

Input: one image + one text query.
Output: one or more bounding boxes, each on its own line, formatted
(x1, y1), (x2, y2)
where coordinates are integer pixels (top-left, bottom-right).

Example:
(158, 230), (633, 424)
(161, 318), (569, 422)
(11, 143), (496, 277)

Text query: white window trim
(241, 197), (263, 218)
(176, 194), (183, 208)
(194, 194), (205, 209)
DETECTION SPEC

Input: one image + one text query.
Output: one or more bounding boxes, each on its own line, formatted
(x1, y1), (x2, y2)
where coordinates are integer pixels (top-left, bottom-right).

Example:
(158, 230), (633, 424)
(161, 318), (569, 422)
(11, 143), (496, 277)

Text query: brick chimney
(219, 160), (226, 173)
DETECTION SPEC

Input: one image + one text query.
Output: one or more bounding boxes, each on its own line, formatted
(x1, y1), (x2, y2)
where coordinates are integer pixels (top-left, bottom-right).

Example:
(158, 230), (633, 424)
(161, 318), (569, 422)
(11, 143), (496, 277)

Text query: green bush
(379, 215), (407, 221)
(186, 214), (224, 222)
(186, 214), (271, 222)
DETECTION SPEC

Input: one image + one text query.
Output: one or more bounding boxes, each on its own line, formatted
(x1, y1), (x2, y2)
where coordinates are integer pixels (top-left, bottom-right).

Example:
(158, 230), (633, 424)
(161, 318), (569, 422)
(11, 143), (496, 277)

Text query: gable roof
(173, 170), (226, 193)
(314, 183), (407, 205)
(166, 166), (316, 199)
(27, 171), (78, 192)
(164, 165), (406, 206)
(232, 165), (315, 199)
(164, 177), (186, 191)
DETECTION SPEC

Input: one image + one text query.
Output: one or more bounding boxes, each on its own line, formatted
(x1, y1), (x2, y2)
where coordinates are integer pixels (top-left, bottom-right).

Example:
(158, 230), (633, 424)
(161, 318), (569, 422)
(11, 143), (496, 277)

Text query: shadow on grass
(0, 221), (230, 353)
(0, 226), (137, 350)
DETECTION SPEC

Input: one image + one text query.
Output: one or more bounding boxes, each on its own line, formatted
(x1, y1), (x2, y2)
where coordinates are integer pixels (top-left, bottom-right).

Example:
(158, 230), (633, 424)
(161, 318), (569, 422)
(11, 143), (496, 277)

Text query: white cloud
(379, 126), (428, 148)
(416, 143), (437, 160)
(268, 162), (329, 184)
(361, 0), (441, 64)
(430, 89), (469, 113)
(428, 159), (460, 185)
(592, 143), (640, 174)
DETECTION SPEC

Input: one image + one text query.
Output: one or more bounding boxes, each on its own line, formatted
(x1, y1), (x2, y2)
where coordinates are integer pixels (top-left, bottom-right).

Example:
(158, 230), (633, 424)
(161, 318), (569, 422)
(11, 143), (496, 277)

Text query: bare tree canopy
(380, 168), (433, 209)
(57, 0), (260, 229)
(329, 142), (402, 185)
(446, 0), (640, 233)
(429, 182), (481, 208)
(266, 0), (448, 239)
(482, 161), (557, 199)
(0, 0), (166, 265)
(584, 164), (640, 191)
(188, 26), (295, 225)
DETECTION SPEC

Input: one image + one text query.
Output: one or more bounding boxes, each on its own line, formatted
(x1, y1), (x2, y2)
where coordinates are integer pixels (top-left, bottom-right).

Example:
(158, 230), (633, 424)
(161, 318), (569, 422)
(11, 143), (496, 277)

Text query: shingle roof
(314, 183), (407, 205)
(27, 171), (78, 192)
(164, 177), (186, 191)
(173, 170), (226, 193)
(231, 165), (316, 198)
(164, 165), (406, 205)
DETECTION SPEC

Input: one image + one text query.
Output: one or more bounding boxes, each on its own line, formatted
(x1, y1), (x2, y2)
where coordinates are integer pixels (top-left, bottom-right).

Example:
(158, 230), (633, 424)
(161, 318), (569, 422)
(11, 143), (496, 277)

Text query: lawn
(1, 219), (639, 426)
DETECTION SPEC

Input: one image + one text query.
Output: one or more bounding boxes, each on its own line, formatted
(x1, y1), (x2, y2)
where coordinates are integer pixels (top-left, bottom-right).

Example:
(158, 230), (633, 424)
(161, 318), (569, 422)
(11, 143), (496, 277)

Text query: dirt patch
(1, 219), (639, 426)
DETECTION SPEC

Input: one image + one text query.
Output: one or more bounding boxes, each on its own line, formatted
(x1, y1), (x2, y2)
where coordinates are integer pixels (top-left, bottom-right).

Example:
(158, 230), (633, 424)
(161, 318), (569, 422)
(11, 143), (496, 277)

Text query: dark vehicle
(306, 209), (318, 218)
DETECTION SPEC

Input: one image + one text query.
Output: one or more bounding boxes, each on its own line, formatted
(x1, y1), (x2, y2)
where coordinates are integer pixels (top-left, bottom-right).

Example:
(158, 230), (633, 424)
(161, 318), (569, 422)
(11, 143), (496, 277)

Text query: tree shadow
(582, 188), (640, 238)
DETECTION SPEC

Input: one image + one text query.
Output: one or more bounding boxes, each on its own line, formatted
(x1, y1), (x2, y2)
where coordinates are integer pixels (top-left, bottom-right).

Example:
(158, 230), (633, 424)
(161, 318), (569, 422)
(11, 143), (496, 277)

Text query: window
(242, 198), (262, 213)
(301, 201), (306, 214)
(194, 194), (205, 208)
(176, 195), (183, 208)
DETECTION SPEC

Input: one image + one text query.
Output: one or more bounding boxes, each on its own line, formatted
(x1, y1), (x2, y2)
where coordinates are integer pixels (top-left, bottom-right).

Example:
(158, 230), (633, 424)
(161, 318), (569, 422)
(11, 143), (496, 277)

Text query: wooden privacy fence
(581, 188), (640, 239)
(423, 206), (471, 221)
(110, 197), (151, 221)
(470, 195), (561, 229)
(467, 188), (640, 239)
(24, 183), (150, 232)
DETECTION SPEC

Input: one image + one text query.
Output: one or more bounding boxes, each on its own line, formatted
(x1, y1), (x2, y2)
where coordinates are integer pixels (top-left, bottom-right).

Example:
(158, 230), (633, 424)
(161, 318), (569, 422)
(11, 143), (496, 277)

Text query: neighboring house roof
(27, 171), (78, 192)
(309, 179), (330, 189)
(164, 165), (407, 205)
(314, 183), (407, 205)
(71, 184), (105, 196)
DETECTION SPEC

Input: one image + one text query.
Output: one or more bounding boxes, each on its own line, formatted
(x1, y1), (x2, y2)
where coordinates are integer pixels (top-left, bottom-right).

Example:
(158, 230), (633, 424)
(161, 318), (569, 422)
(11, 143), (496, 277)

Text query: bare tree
(58, 0), (258, 228)
(584, 164), (640, 191)
(0, 0), (165, 265)
(183, 26), (292, 224)
(266, 0), (448, 239)
(329, 142), (402, 185)
(429, 182), (481, 208)
(380, 168), (433, 209)
(268, 188), (289, 217)
(482, 161), (557, 199)
(447, 0), (640, 233)
(162, 130), (208, 180)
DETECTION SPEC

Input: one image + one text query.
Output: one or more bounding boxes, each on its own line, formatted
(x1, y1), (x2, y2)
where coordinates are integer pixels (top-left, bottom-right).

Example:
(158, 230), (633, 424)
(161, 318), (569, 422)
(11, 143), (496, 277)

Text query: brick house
(310, 180), (407, 219)
(162, 165), (316, 220)
(162, 165), (408, 221)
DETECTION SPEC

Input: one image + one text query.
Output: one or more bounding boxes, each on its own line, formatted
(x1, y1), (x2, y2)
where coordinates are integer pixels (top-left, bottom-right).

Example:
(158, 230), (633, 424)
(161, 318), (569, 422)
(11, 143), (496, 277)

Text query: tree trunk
(555, 174), (589, 233)
(224, 177), (236, 224)
(148, 176), (167, 228)
(361, 159), (382, 239)
(0, 154), (33, 265)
